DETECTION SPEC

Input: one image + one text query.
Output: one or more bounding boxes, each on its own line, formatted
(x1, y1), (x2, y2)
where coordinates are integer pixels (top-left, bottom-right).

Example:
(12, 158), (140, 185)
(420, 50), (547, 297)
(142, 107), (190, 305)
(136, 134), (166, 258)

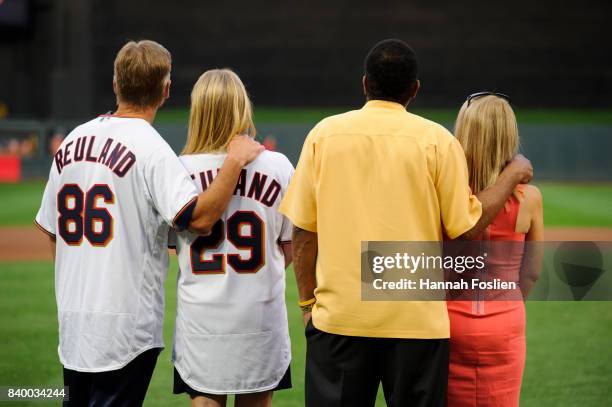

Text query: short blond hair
(113, 40), (171, 108)
(183, 69), (256, 154)
(455, 95), (519, 194)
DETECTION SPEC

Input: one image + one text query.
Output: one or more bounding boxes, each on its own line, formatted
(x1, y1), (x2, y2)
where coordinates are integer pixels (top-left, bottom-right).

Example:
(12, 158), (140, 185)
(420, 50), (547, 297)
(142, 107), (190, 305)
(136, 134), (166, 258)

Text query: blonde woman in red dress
(447, 92), (544, 407)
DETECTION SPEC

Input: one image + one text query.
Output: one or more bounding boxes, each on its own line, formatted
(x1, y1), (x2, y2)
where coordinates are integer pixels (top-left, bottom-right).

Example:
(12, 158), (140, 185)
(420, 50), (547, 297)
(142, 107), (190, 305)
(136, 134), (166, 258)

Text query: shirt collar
(363, 99), (406, 111)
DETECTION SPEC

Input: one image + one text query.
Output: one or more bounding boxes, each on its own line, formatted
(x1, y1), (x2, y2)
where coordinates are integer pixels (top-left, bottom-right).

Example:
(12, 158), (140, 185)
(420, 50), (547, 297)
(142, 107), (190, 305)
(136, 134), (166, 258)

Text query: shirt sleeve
(436, 138), (483, 239)
(278, 131), (317, 232)
(34, 168), (57, 238)
(143, 145), (199, 230)
(279, 215), (293, 243)
(278, 157), (295, 242)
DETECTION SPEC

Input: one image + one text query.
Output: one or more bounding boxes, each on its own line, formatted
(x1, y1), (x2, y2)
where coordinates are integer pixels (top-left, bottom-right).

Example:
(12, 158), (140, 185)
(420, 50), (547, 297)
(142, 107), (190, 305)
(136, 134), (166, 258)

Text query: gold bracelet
(298, 297), (316, 307)
(300, 304), (314, 313)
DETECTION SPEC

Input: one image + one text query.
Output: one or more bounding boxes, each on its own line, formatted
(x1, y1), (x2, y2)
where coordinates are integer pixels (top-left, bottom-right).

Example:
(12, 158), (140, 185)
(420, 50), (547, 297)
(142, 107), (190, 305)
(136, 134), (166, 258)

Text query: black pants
(305, 320), (449, 407)
(62, 347), (161, 407)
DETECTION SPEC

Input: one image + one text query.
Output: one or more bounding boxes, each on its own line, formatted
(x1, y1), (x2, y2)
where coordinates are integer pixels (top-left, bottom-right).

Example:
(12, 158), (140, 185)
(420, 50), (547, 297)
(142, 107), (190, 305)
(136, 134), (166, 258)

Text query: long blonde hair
(183, 69), (256, 154)
(455, 95), (519, 194)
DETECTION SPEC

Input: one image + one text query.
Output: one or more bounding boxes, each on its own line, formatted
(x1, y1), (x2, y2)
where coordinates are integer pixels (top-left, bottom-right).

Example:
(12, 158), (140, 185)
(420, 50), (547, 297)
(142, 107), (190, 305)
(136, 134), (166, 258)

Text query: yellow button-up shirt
(280, 100), (482, 338)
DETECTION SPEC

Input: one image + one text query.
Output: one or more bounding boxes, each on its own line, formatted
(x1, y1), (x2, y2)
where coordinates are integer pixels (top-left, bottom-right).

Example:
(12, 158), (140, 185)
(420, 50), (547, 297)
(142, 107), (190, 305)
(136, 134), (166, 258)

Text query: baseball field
(1, 108), (611, 406)
(1, 181), (611, 406)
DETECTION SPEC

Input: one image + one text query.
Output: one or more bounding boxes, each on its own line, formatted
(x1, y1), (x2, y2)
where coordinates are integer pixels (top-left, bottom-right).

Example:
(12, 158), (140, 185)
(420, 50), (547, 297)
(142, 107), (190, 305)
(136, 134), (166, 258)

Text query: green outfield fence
(1, 119), (612, 181)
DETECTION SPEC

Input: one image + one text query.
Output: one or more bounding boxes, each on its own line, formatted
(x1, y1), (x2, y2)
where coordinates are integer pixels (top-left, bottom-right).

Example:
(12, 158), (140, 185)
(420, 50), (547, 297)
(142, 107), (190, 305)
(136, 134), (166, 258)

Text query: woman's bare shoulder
(519, 184), (543, 221)
(521, 184), (542, 204)
(515, 184), (543, 234)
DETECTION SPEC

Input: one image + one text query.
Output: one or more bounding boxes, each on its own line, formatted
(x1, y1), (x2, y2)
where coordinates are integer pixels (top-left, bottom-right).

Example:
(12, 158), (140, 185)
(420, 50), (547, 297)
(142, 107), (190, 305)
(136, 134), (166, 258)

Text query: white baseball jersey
(171, 150), (294, 394)
(35, 115), (198, 372)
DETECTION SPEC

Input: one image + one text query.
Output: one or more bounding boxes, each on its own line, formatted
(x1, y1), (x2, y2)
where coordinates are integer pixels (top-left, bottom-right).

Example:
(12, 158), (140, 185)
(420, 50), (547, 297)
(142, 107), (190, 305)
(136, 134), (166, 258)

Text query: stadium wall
(2, 120), (611, 181)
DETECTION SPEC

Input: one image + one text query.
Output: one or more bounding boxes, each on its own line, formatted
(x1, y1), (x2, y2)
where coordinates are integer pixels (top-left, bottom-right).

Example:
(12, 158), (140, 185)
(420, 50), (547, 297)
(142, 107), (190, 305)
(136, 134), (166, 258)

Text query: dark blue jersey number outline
(57, 184), (114, 246)
(190, 211), (265, 274)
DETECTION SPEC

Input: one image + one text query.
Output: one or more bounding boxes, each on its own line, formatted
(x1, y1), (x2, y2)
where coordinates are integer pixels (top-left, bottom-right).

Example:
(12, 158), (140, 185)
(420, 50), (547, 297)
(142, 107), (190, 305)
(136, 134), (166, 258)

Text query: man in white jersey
(170, 69), (293, 407)
(34, 41), (263, 407)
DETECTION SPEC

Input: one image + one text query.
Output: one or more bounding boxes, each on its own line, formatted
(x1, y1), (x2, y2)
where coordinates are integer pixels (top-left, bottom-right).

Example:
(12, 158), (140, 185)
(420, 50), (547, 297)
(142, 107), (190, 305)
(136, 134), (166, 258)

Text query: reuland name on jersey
(192, 168), (282, 207)
(54, 135), (136, 177)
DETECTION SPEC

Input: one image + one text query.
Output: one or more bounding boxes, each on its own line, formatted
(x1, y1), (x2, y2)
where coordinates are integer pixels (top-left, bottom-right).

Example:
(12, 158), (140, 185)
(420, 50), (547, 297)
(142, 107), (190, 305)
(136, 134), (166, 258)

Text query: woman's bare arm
(519, 185), (544, 300)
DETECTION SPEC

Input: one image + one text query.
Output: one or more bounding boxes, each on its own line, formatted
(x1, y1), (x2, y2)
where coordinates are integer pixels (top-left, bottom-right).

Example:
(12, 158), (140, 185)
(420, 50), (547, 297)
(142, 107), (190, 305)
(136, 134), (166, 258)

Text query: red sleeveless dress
(447, 192), (526, 407)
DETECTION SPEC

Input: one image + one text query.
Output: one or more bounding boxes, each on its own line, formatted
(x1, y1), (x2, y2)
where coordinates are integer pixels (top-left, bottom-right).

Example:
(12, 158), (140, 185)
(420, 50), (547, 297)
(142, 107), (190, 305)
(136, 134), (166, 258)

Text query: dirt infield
(0, 227), (55, 261)
(1, 226), (612, 262)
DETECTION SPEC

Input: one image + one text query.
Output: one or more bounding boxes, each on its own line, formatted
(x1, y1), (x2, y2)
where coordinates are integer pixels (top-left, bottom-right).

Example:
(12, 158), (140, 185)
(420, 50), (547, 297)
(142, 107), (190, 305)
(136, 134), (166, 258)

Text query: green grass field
(0, 261), (308, 407)
(0, 263), (611, 406)
(1, 181), (611, 406)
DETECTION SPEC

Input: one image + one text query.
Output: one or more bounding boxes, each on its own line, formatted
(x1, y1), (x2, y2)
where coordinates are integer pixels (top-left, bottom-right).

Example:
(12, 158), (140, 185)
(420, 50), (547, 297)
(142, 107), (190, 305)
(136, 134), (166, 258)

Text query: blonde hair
(455, 95), (519, 194)
(113, 40), (171, 108)
(183, 69), (256, 154)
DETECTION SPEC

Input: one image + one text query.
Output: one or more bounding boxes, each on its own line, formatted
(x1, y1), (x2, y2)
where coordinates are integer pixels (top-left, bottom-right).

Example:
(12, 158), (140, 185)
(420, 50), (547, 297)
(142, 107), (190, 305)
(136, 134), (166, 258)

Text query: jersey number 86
(57, 184), (114, 246)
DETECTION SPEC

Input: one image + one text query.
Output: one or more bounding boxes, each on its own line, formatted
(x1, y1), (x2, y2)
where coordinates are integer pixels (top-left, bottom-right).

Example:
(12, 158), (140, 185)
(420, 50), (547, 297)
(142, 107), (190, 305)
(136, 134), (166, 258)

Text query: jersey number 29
(190, 211), (265, 274)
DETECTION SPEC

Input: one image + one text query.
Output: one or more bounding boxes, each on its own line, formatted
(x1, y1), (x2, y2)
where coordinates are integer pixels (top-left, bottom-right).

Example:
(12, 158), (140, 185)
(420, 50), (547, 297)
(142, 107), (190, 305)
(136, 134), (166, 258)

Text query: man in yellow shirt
(279, 39), (532, 407)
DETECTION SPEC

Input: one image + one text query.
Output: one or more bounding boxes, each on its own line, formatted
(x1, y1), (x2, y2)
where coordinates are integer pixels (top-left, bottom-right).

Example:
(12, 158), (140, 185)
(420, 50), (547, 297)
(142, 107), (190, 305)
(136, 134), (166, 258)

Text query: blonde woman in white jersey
(171, 69), (294, 407)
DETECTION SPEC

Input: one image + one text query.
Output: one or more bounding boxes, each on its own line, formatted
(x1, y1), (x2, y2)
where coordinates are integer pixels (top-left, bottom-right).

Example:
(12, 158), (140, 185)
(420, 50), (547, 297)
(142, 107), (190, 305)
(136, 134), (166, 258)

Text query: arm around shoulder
(188, 135), (264, 235)
(459, 155), (533, 240)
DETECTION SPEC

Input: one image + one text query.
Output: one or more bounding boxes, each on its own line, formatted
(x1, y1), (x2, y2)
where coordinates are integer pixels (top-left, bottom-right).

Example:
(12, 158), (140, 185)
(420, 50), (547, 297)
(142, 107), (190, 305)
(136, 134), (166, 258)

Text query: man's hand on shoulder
(226, 135), (264, 167)
(460, 154), (533, 240)
(188, 135), (262, 235)
(504, 154), (533, 184)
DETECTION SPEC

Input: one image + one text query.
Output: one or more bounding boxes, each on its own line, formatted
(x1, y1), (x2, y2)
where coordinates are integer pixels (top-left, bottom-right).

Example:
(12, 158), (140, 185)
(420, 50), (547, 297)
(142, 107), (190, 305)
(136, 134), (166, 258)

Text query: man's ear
(163, 79), (171, 100)
(410, 79), (420, 99)
(112, 78), (119, 106)
(362, 75), (368, 98)
(159, 79), (171, 107)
